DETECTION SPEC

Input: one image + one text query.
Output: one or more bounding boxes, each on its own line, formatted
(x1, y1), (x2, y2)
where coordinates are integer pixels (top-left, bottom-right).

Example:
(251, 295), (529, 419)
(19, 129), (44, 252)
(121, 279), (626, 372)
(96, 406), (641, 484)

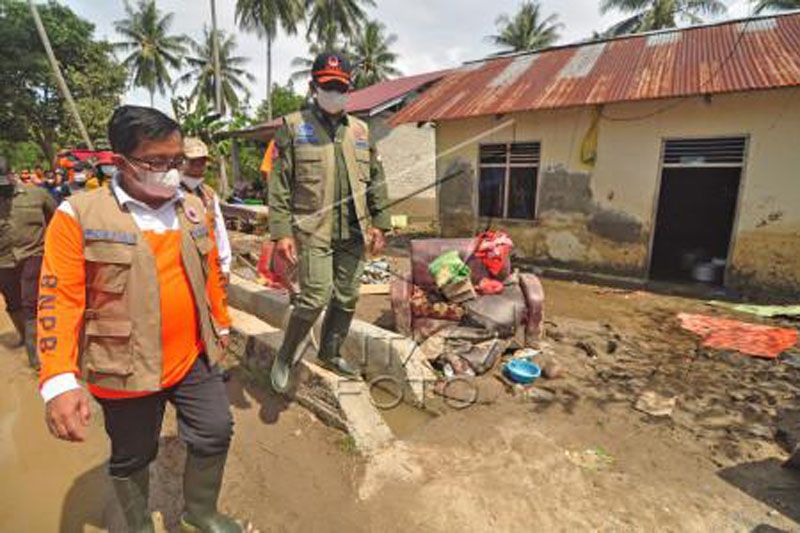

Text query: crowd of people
(8, 157), (117, 204)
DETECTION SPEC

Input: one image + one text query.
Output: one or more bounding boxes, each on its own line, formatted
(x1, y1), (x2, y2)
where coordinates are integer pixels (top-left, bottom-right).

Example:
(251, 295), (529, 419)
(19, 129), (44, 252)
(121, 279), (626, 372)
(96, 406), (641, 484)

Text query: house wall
(370, 116), (437, 221)
(435, 88), (800, 296)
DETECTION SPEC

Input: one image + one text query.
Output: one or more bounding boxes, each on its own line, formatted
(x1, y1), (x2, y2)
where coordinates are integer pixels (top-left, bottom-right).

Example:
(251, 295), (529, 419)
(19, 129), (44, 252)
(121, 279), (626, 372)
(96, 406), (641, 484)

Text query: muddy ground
(2, 231), (800, 531)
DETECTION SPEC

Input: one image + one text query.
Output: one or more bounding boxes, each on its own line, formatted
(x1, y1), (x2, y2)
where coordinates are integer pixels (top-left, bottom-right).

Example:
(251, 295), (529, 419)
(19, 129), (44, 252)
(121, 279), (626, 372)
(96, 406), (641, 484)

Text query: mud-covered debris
(635, 391), (677, 418)
(576, 341), (598, 358)
(542, 360), (565, 380)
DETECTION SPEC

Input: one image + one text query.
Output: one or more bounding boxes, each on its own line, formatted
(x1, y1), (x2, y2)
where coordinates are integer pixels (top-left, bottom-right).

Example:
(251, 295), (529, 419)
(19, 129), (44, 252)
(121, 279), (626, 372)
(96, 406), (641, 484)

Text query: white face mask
(316, 89), (348, 115)
(138, 168), (181, 191)
(181, 174), (204, 190)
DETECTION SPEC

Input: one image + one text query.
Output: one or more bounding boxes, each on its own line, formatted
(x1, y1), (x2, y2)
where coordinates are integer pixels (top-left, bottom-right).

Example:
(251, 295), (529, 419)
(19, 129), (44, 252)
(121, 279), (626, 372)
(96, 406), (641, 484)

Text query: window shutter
(663, 137), (746, 166)
(480, 144), (507, 165)
(510, 142), (541, 165)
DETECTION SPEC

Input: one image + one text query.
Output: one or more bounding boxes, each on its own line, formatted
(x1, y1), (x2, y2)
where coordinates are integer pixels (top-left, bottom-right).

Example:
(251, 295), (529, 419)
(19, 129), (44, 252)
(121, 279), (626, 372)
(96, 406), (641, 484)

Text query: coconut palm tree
(114, 0), (188, 107)
(600, 0), (727, 36)
(305, 0), (375, 50)
(175, 28), (255, 115)
(350, 20), (401, 89)
(753, 0), (800, 12)
(235, 0), (304, 120)
(488, 1), (563, 54)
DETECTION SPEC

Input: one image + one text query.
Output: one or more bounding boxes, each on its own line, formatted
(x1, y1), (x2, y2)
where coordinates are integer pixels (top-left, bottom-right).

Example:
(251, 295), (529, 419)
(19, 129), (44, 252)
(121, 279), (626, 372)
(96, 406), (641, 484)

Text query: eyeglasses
(124, 155), (186, 172)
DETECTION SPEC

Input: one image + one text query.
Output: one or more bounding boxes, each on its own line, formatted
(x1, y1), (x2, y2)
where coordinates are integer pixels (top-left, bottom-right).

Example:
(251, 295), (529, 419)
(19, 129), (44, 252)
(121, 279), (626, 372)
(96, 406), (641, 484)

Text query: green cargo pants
(292, 238), (366, 321)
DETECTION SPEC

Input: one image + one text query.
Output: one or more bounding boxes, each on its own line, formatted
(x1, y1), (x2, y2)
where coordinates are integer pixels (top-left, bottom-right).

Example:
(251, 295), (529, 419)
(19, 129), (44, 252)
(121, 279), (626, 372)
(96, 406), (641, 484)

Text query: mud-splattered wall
(434, 88), (800, 296)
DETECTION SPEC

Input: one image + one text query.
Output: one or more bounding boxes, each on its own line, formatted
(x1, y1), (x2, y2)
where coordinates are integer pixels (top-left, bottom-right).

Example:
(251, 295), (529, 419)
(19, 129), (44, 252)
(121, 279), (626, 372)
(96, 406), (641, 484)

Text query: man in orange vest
(39, 106), (243, 532)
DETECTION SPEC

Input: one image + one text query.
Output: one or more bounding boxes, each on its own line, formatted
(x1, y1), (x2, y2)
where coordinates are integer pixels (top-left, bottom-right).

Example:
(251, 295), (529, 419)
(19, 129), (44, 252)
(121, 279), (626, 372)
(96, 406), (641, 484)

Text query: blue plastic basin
(503, 358), (542, 385)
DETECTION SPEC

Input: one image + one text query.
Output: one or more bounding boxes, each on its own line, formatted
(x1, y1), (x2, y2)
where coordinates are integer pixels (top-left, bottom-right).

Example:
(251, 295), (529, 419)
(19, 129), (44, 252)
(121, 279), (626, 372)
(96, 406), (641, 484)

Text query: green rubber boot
(270, 313), (316, 394)
(318, 306), (359, 377)
(111, 467), (155, 533)
(9, 311), (25, 347)
(180, 452), (241, 533)
(24, 319), (39, 369)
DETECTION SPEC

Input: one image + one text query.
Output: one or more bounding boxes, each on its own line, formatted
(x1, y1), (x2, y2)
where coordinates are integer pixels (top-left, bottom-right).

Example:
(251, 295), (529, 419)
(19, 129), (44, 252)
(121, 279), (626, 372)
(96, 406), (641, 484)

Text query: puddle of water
(369, 387), (437, 439)
(0, 314), (111, 532)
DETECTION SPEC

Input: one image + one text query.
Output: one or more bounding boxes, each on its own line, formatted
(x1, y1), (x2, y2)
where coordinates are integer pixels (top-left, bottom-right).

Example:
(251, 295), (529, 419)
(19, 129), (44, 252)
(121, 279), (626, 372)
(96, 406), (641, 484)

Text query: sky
(64, 0), (753, 113)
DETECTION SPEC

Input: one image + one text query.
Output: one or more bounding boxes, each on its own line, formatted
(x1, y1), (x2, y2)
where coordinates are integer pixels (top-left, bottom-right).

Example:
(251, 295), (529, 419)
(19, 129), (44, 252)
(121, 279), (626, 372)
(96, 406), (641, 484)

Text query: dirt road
(3, 272), (800, 531)
(0, 307), (364, 532)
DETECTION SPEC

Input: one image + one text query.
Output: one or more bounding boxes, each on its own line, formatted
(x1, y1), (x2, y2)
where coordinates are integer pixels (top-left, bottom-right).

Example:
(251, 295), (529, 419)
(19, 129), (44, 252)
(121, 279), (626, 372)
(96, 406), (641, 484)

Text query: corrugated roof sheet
(392, 12), (800, 125)
(346, 69), (451, 114)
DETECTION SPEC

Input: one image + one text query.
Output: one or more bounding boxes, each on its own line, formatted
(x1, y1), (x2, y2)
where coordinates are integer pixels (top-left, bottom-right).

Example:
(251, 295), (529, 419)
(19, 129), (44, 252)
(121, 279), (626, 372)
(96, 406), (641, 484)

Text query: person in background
(0, 156), (56, 368)
(180, 137), (233, 281)
(38, 106), (243, 532)
(267, 52), (391, 392)
(34, 164), (45, 183)
(19, 169), (31, 184)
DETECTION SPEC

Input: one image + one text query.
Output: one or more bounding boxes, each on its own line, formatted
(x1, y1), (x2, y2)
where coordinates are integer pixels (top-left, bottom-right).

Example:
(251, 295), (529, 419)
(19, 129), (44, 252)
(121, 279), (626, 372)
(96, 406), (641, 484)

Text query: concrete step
(228, 307), (394, 456)
(228, 275), (438, 408)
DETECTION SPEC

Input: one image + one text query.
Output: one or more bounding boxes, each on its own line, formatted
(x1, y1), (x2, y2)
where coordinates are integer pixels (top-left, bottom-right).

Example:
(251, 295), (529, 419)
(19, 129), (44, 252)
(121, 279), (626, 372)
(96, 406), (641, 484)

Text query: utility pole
(29, 0), (94, 151)
(210, 0), (229, 197)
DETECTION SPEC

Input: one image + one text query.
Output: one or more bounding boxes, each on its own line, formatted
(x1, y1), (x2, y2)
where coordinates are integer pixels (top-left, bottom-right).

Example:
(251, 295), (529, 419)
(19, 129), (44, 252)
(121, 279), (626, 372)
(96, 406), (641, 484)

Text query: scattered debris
(541, 360), (565, 380)
(566, 447), (614, 471)
(634, 391), (677, 418)
(361, 258), (393, 285)
(707, 301), (800, 319)
(606, 339), (619, 354)
(677, 313), (798, 359)
(576, 341), (598, 358)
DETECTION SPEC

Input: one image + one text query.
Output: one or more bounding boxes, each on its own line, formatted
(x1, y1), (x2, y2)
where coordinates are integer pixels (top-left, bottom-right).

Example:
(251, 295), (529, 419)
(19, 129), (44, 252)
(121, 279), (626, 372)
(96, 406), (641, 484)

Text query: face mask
(181, 174), (204, 190)
(317, 89), (348, 115)
(74, 172), (86, 183)
(137, 168), (181, 191)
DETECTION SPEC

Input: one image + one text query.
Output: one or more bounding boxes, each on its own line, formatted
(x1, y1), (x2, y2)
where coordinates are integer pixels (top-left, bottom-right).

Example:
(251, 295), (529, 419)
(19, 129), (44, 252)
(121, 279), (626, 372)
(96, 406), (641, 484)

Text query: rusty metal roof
(391, 12), (800, 125)
(346, 69), (450, 115)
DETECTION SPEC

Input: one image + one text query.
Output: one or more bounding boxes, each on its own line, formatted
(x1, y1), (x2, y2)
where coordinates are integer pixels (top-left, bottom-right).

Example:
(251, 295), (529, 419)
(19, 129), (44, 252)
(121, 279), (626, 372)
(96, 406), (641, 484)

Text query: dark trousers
(95, 356), (233, 478)
(0, 255), (42, 320)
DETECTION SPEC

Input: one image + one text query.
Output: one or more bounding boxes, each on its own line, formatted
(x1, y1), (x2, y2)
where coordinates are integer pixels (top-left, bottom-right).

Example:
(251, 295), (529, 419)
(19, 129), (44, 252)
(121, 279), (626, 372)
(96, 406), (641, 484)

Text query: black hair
(107, 105), (181, 156)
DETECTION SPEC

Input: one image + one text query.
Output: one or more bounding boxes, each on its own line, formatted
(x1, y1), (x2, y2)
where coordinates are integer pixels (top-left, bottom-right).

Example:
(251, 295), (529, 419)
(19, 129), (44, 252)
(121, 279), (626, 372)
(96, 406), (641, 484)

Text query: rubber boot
(111, 467), (155, 533)
(317, 306), (359, 377)
(24, 319), (39, 369)
(180, 451), (241, 533)
(270, 313), (316, 394)
(9, 311), (25, 347)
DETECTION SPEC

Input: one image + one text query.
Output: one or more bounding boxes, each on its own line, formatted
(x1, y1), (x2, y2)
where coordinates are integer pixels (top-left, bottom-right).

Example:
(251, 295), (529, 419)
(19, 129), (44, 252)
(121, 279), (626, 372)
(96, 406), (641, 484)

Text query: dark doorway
(650, 138), (746, 284)
(650, 167), (742, 283)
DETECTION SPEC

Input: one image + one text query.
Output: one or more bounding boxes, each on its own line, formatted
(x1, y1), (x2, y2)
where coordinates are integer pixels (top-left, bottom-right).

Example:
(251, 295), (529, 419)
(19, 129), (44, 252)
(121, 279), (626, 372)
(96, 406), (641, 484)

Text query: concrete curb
(228, 308), (394, 455)
(228, 275), (438, 407)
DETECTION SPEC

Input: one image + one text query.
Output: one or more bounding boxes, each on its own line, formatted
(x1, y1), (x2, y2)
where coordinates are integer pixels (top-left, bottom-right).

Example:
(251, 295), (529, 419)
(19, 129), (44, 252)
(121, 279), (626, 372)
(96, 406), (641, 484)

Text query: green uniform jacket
(0, 184), (56, 268)
(268, 105), (392, 247)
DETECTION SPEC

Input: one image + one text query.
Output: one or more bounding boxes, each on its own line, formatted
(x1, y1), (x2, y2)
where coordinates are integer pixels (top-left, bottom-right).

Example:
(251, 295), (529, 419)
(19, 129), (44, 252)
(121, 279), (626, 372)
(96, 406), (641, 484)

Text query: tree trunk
(266, 36), (273, 121)
(29, 0), (93, 151)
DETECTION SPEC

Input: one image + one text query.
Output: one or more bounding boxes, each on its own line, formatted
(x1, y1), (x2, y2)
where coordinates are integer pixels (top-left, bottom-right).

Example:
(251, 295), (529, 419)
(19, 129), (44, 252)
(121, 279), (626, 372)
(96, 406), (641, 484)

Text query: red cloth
(677, 313), (798, 359)
(257, 241), (298, 293)
(477, 278), (504, 295)
(474, 231), (513, 277)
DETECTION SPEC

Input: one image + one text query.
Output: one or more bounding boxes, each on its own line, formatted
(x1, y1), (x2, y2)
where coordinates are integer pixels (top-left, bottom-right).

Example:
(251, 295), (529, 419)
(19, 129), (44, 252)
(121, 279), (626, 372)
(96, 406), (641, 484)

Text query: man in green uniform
(268, 53), (392, 393)
(0, 157), (56, 368)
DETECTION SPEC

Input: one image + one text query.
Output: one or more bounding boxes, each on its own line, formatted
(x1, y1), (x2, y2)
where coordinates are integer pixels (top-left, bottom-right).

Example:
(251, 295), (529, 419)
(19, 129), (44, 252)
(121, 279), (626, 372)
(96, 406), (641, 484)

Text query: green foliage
(255, 82), (306, 121)
(175, 27), (254, 115)
(0, 141), (44, 171)
(599, 0), (727, 36)
(351, 20), (401, 89)
(0, 0), (126, 164)
(754, 0), (800, 12)
(114, 0), (188, 106)
(488, 1), (562, 54)
(305, 0), (374, 50)
(235, 0), (303, 40)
